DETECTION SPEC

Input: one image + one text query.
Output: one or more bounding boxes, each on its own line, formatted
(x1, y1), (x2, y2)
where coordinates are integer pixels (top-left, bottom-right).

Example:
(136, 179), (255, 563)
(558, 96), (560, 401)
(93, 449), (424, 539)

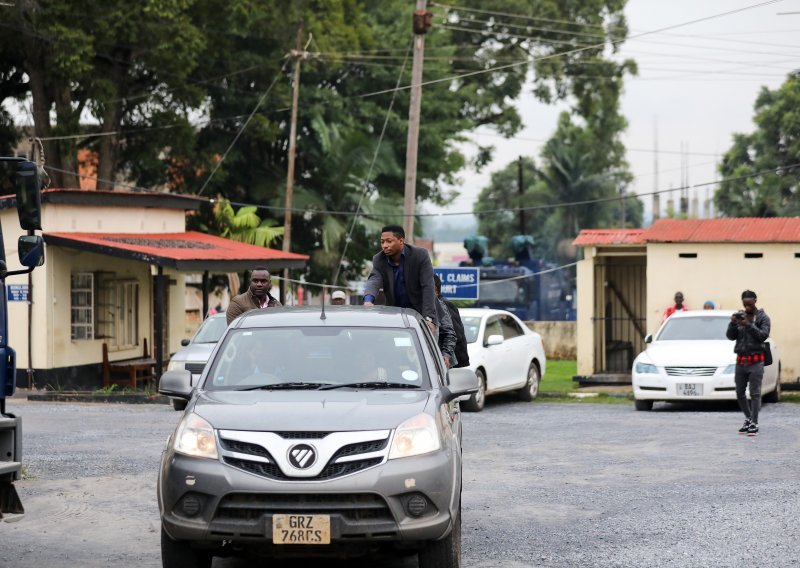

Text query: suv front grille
(275, 431), (331, 439)
(213, 493), (393, 523)
(218, 431), (390, 482)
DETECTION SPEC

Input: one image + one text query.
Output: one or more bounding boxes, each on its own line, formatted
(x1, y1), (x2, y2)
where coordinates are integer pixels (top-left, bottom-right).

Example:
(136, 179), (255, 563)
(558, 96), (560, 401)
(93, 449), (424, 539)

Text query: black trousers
(734, 361), (764, 424)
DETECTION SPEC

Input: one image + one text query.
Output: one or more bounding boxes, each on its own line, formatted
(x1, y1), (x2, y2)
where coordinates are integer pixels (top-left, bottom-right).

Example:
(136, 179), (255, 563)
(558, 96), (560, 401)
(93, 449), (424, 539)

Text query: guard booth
(574, 229), (647, 384)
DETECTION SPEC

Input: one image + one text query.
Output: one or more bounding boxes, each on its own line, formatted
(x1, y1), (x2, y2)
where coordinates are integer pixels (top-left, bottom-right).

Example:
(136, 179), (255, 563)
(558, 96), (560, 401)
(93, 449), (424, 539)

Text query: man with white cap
(331, 290), (347, 305)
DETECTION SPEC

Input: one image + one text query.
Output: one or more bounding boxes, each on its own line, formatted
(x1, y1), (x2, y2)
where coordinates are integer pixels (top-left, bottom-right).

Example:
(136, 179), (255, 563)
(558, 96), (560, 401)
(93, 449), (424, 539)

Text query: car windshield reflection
(204, 327), (429, 390)
(193, 316), (227, 344)
(657, 316), (730, 341)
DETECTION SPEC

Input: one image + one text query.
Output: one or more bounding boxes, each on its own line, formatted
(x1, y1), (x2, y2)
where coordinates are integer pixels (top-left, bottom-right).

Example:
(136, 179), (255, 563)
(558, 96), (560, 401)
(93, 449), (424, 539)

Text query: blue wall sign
(433, 267), (480, 301)
(7, 284), (29, 302)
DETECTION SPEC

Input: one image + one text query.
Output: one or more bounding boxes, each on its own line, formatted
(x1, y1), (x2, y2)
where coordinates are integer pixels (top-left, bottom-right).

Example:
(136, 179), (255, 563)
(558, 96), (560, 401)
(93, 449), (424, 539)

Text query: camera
(734, 311), (746, 320)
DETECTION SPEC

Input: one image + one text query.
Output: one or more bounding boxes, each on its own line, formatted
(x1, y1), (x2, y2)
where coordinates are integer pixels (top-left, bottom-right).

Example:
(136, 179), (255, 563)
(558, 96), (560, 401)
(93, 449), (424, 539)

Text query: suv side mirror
(443, 368), (480, 402)
(181, 339), (191, 347)
(159, 370), (193, 400)
(15, 160), (42, 231)
(645, 334), (653, 344)
(18, 235), (44, 267)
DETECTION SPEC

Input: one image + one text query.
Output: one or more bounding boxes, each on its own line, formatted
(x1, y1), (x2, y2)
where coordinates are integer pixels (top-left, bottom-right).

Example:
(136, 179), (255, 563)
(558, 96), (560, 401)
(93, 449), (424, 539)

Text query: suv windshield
(657, 316), (730, 341)
(192, 317), (227, 344)
(204, 327), (429, 390)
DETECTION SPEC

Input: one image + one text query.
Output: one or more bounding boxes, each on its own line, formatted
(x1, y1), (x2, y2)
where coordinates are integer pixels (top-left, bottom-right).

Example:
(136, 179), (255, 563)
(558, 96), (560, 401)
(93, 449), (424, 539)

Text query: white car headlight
(723, 364), (736, 375)
(389, 413), (441, 459)
(174, 413), (218, 459)
(635, 362), (658, 374)
(167, 360), (185, 371)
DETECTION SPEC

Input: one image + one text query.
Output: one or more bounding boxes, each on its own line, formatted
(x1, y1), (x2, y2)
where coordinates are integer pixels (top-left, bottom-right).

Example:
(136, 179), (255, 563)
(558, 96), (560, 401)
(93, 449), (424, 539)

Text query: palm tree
(211, 197), (284, 247)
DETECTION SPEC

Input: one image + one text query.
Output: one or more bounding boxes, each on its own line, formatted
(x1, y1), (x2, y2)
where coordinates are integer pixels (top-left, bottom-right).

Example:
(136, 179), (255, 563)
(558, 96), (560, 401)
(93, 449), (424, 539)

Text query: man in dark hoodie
(726, 289), (770, 437)
(434, 274), (470, 369)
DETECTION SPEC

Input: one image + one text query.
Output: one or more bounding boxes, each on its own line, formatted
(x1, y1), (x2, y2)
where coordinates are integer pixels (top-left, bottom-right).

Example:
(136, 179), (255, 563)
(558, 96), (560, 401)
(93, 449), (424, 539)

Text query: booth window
(70, 273), (94, 340)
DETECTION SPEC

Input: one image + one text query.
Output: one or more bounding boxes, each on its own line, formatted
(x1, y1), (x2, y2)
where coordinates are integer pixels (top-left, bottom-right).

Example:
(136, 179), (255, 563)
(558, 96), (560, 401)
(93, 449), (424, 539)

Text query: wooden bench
(102, 338), (157, 389)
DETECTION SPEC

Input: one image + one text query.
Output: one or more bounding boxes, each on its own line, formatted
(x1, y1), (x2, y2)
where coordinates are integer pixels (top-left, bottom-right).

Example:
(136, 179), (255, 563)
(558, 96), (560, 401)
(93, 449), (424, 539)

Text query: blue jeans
(735, 361), (764, 424)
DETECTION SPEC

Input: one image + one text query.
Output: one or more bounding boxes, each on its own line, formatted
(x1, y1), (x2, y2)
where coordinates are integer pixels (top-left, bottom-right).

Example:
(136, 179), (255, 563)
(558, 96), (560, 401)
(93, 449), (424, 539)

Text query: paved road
(2, 395), (799, 567)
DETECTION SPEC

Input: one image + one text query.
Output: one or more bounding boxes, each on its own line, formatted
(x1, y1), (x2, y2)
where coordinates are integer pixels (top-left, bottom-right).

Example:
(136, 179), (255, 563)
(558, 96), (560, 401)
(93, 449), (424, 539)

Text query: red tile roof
(572, 229), (646, 246)
(645, 218), (800, 243)
(44, 231), (308, 271)
(574, 218), (800, 247)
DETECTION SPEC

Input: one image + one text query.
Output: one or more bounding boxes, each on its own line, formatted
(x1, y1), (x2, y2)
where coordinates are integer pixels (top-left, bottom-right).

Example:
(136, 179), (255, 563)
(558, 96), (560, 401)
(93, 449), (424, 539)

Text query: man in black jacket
(363, 225), (438, 333)
(726, 289), (771, 437)
(434, 274), (470, 368)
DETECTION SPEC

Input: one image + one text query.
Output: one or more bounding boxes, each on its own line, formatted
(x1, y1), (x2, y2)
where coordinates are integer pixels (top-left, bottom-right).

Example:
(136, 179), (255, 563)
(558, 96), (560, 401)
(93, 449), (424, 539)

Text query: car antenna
(320, 280), (327, 320)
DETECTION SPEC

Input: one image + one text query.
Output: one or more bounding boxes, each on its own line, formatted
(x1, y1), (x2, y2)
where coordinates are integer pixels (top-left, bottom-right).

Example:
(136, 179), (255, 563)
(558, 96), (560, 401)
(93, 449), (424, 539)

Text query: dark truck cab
(0, 157), (45, 520)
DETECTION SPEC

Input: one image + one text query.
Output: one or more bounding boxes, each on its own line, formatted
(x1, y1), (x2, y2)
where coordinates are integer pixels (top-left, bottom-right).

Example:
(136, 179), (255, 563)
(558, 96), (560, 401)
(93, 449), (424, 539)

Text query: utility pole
(281, 22), (304, 304)
(517, 156), (525, 235)
(402, 1), (431, 244)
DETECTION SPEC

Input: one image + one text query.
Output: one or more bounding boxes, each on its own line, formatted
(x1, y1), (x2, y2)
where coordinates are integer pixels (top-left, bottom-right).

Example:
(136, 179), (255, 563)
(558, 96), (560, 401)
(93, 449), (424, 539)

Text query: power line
(196, 59), (289, 197)
(354, 0), (789, 99)
(45, 160), (796, 220)
(333, 43), (412, 284)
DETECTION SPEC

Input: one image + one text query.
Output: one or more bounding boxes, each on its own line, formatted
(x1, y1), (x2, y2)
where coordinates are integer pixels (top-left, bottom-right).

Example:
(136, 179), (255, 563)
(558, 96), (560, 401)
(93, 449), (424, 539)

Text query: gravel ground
(2, 396), (799, 567)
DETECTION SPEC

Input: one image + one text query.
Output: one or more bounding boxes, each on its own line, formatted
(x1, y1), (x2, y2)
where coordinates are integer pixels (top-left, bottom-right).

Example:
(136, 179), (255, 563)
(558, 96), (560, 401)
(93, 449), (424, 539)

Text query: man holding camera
(726, 290), (771, 436)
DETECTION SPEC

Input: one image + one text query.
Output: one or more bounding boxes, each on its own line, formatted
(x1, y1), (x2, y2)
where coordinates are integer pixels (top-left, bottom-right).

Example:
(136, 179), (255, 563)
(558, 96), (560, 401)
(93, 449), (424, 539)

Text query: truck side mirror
(15, 160), (42, 231)
(18, 235), (45, 267)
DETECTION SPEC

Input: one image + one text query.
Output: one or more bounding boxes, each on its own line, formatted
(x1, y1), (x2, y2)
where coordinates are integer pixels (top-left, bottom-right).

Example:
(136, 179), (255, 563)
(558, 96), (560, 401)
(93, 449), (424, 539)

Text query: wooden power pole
(402, 1), (431, 243)
(281, 23), (304, 304)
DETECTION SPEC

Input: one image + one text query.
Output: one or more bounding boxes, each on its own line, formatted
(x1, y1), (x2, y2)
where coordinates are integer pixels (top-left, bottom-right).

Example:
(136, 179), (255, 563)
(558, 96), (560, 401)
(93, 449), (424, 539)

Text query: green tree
(716, 73), (800, 217)
(207, 197), (284, 248)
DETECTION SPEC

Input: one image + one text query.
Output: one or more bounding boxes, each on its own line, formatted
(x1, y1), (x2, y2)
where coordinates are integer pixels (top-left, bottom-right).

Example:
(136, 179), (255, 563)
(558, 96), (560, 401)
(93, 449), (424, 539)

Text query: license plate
(677, 383), (703, 396)
(272, 514), (330, 545)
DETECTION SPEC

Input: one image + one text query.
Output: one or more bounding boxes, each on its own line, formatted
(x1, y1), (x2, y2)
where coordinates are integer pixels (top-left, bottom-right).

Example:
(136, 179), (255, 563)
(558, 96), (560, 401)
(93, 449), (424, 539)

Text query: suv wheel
(161, 526), (212, 568)
(634, 399), (653, 411)
(418, 503), (461, 568)
(461, 369), (486, 412)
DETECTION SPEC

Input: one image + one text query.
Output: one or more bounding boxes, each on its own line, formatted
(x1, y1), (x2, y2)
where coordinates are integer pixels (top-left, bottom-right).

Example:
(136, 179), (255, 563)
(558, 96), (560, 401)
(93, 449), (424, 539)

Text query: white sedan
(632, 310), (781, 411)
(458, 308), (547, 412)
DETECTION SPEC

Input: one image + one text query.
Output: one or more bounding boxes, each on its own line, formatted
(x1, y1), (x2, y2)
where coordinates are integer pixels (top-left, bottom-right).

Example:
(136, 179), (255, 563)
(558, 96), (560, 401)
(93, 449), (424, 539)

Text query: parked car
(632, 310), (781, 411)
(166, 313), (227, 410)
(457, 308), (547, 412)
(157, 305), (479, 568)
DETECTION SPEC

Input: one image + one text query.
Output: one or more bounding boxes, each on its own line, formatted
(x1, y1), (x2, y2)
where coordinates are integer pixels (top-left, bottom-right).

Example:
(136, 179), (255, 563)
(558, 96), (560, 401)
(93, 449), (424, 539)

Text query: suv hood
(192, 390), (431, 431)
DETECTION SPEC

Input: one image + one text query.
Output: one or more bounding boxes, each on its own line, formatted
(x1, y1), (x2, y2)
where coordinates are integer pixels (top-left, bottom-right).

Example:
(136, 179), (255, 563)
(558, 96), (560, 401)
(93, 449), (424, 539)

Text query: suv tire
(161, 526), (212, 568)
(418, 504), (461, 568)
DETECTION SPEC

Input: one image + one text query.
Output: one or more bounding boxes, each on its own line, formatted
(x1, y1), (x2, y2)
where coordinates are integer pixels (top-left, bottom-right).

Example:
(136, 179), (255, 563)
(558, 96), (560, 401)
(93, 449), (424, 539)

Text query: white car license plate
(677, 383), (703, 396)
(272, 514), (330, 545)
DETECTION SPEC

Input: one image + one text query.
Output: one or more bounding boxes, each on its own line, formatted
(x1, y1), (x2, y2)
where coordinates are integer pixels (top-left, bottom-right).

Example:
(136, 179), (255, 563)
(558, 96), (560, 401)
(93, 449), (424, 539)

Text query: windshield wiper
(319, 382), (422, 391)
(236, 382), (330, 391)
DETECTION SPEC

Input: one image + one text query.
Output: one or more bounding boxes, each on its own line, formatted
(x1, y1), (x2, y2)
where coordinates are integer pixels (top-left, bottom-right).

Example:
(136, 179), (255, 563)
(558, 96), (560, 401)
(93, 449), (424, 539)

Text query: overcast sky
(423, 0), (800, 224)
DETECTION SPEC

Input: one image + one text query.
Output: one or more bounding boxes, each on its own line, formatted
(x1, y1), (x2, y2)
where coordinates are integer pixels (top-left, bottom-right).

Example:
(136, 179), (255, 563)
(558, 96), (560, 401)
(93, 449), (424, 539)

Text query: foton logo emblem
(288, 444), (317, 469)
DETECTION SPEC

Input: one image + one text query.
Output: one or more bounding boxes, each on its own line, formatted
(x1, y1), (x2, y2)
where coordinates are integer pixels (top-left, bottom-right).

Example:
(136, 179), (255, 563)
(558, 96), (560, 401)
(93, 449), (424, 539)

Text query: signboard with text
(7, 284), (29, 302)
(433, 267), (480, 301)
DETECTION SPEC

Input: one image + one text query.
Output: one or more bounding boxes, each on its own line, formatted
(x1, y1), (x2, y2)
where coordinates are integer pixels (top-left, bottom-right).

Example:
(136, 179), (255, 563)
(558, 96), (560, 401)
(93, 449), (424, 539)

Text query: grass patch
(540, 360), (578, 394)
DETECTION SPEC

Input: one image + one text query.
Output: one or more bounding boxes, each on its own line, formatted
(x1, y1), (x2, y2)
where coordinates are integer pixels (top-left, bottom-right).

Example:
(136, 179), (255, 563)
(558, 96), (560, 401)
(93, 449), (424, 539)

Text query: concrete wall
(42, 203), (185, 233)
(526, 321), (576, 360)
(647, 242), (800, 382)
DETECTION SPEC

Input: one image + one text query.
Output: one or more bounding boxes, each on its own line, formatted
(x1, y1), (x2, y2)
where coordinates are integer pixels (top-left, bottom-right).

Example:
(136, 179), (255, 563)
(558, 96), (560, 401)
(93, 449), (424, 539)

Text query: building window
(678, 253), (697, 258)
(70, 273), (94, 340)
(744, 253), (763, 259)
(71, 272), (139, 348)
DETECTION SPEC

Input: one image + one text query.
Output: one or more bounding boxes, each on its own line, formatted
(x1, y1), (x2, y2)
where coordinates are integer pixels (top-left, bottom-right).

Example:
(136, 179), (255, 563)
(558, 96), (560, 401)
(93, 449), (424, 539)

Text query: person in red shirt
(662, 291), (688, 322)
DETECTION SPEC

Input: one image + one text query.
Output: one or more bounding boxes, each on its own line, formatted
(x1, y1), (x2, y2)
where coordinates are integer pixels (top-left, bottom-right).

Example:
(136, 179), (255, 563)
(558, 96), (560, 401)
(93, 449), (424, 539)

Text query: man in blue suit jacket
(363, 224), (438, 334)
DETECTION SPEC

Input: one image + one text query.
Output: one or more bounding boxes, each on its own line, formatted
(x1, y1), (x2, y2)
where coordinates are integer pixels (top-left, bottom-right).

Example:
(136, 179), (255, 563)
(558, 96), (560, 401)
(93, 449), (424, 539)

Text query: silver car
(166, 313), (228, 410)
(158, 306), (479, 568)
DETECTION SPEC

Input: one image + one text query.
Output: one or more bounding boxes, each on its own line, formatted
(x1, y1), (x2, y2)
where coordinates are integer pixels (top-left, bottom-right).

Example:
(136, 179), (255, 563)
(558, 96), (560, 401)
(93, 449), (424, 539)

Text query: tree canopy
(716, 73), (800, 217)
(2, 0), (635, 285)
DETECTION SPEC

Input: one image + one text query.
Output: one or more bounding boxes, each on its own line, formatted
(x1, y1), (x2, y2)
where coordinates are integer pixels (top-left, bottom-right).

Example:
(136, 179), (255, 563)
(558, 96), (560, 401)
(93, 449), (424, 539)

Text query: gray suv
(158, 306), (479, 568)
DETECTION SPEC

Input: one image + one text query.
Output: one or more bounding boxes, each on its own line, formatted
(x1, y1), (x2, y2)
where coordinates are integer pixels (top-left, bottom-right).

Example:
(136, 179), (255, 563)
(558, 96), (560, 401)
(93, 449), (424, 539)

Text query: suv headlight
(174, 413), (218, 459)
(167, 360), (185, 371)
(635, 362), (658, 374)
(389, 413), (441, 459)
